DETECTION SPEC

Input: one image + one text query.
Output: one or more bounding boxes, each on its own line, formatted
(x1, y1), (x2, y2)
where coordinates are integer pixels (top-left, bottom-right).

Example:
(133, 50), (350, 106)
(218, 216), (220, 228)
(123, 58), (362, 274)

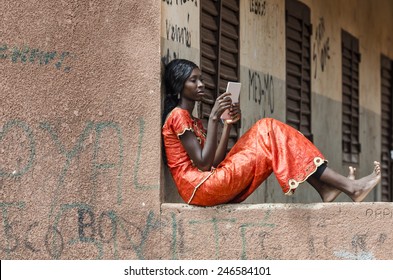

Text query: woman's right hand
(210, 92), (233, 121)
(181, 92), (233, 171)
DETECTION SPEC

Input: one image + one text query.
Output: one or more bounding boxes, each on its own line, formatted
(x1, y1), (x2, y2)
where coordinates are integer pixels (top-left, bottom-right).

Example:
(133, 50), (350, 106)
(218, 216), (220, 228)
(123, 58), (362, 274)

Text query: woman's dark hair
(162, 59), (198, 124)
(162, 59), (198, 164)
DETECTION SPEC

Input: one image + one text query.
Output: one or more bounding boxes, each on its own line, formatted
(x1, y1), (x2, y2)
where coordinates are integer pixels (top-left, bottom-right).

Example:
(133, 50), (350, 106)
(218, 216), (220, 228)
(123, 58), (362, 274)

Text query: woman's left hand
(225, 103), (241, 125)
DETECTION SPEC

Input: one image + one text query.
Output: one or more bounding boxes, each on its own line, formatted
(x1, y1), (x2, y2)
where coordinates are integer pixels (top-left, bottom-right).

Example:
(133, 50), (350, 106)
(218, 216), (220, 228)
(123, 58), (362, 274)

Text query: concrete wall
(1, 0), (161, 259)
(160, 202), (393, 260)
(1, 0), (393, 260)
(161, 0), (200, 65)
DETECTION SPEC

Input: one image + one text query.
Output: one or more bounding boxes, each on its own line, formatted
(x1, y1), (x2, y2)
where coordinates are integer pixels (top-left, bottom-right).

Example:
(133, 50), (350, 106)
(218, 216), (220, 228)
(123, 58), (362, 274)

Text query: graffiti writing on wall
(0, 118), (159, 259)
(241, 70), (276, 131)
(248, 70), (275, 116)
(161, 48), (179, 66)
(0, 202), (160, 259)
(0, 44), (74, 72)
(365, 208), (393, 219)
(162, 0), (198, 7)
(167, 210), (277, 260)
(166, 210), (392, 260)
(0, 118), (158, 193)
(334, 233), (387, 260)
(165, 14), (192, 48)
(250, 0), (267, 16)
(1, 120), (124, 207)
(312, 17), (330, 79)
(1, 199), (392, 259)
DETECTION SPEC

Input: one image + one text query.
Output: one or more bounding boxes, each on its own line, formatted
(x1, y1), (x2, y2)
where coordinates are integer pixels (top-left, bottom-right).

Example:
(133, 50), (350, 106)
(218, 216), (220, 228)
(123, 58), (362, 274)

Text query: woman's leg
(307, 166), (357, 202)
(307, 161), (381, 202)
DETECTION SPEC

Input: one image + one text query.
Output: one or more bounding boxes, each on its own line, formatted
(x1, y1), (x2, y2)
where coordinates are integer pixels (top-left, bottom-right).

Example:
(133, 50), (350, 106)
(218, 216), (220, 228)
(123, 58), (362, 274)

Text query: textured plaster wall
(161, 202), (393, 260)
(1, 0), (393, 261)
(161, 0), (200, 67)
(0, 0), (161, 259)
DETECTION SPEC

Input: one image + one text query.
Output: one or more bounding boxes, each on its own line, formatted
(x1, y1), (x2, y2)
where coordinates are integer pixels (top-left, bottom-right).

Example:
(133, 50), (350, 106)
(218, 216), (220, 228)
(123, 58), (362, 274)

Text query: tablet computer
(220, 82), (241, 120)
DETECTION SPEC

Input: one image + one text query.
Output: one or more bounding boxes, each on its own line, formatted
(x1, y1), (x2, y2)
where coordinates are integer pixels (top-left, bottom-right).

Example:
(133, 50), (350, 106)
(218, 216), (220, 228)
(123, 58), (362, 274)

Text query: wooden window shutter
(285, 0), (313, 141)
(200, 0), (240, 149)
(341, 30), (361, 163)
(381, 55), (393, 201)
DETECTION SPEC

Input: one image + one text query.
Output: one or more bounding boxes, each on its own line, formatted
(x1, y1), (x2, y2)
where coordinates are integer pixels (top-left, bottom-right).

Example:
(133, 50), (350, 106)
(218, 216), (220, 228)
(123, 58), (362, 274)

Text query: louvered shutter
(342, 30), (361, 163)
(200, 0), (219, 121)
(381, 55), (393, 201)
(285, 0), (313, 141)
(200, 0), (240, 149)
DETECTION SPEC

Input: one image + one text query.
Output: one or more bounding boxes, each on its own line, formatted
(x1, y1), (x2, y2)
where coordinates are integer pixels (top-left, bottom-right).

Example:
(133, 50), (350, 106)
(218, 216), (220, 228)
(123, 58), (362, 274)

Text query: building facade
(162, 0), (393, 203)
(1, 0), (393, 260)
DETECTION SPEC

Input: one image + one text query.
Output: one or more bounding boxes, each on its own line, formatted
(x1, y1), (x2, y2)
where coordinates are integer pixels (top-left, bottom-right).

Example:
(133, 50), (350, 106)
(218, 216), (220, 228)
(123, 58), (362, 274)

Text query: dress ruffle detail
(285, 157), (327, 195)
(187, 168), (215, 204)
(176, 127), (194, 138)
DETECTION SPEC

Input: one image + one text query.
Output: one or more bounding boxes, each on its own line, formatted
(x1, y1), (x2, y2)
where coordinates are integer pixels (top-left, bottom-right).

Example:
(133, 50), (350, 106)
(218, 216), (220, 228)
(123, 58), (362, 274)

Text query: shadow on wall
(163, 165), (183, 203)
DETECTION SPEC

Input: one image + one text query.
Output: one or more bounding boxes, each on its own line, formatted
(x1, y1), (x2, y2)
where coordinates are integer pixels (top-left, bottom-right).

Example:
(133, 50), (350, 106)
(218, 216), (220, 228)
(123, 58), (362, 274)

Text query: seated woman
(162, 59), (381, 206)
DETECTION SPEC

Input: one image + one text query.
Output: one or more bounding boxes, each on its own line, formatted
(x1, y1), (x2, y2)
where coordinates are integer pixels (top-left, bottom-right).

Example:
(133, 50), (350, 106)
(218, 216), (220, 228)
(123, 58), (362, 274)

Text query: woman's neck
(178, 99), (195, 115)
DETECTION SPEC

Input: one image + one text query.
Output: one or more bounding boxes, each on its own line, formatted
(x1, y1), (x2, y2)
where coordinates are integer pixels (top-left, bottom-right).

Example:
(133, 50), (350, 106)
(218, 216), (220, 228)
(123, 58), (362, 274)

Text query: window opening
(381, 54), (393, 201)
(285, 0), (313, 141)
(200, 0), (240, 149)
(341, 30), (361, 164)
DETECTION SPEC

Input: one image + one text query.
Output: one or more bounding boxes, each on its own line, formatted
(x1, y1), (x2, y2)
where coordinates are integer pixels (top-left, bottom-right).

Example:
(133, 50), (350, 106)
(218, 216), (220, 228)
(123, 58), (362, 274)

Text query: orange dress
(162, 107), (326, 206)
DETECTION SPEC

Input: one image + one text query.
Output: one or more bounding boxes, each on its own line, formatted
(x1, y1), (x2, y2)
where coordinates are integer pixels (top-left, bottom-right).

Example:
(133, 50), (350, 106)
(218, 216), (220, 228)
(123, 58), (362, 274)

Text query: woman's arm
(213, 102), (241, 166)
(179, 93), (233, 171)
(213, 122), (232, 167)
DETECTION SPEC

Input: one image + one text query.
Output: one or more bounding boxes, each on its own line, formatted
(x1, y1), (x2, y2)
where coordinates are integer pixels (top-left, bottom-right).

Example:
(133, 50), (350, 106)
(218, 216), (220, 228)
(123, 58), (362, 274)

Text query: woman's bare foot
(348, 166), (356, 180)
(316, 166), (356, 202)
(350, 161), (381, 202)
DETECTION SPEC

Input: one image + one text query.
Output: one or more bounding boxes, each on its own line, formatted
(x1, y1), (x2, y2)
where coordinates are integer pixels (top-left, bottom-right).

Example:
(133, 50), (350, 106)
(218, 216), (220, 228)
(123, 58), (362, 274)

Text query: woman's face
(181, 68), (205, 102)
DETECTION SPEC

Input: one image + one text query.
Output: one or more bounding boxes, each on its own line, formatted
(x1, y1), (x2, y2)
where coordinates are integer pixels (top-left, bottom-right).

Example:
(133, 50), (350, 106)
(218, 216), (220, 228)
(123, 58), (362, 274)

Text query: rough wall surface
(161, 203), (393, 260)
(2, 0), (393, 260)
(1, 0), (161, 259)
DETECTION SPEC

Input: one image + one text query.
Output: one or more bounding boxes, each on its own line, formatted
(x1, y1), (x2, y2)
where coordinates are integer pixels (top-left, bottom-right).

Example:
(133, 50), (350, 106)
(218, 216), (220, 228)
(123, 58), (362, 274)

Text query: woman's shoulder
(164, 107), (192, 124)
(163, 107), (192, 131)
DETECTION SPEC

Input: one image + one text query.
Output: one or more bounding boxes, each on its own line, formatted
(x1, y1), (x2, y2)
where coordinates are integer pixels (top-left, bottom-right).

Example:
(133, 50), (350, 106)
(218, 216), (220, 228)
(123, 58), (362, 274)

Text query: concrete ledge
(160, 202), (393, 260)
